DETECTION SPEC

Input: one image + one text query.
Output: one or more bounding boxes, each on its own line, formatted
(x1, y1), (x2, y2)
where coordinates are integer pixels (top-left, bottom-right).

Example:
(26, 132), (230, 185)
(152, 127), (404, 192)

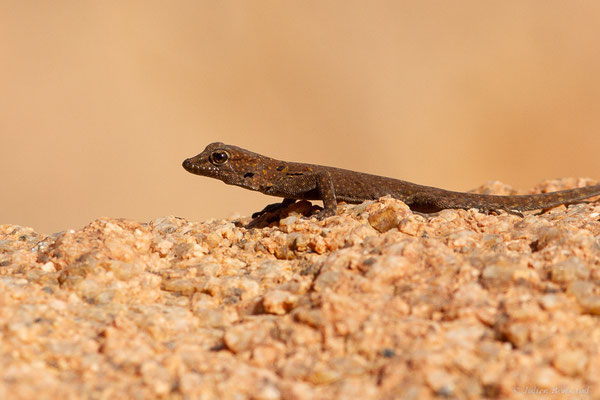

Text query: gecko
(182, 142), (600, 219)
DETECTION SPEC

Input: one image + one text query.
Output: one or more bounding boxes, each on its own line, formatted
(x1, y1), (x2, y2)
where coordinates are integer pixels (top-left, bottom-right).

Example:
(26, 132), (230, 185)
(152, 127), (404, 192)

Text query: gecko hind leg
(251, 198), (297, 218)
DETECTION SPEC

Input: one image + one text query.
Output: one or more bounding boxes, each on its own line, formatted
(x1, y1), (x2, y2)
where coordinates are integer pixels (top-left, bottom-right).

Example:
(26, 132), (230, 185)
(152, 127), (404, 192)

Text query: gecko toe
(315, 209), (336, 220)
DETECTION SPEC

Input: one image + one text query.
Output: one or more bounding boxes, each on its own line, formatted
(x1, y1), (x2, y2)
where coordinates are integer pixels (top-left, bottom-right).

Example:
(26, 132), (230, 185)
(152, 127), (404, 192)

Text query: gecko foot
(482, 208), (524, 218)
(314, 208), (336, 220)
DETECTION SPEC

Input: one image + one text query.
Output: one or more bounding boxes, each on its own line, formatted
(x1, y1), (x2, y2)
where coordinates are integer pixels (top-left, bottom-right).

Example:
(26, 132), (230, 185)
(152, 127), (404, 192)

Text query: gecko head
(182, 142), (266, 190)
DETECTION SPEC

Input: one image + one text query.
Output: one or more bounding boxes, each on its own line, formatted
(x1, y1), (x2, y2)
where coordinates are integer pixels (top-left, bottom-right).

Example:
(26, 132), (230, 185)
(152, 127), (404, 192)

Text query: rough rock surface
(1, 179), (599, 399)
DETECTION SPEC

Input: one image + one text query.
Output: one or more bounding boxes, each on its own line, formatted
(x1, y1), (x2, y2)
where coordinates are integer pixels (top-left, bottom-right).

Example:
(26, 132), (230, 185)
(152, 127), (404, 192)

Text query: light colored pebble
(262, 290), (297, 315)
(40, 261), (56, 272)
(553, 350), (587, 376)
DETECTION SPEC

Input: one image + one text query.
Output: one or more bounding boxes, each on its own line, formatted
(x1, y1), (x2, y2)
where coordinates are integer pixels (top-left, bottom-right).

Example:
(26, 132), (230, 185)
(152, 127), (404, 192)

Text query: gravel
(1, 179), (599, 399)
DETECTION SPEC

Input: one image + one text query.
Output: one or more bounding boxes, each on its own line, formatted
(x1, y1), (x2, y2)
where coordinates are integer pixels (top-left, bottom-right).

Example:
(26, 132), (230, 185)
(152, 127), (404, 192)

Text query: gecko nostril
(244, 172), (255, 178)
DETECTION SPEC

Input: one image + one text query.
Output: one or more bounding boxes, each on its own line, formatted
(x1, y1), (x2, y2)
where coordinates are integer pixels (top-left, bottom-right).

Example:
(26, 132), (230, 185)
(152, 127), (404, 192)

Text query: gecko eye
(209, 150), (230, 165)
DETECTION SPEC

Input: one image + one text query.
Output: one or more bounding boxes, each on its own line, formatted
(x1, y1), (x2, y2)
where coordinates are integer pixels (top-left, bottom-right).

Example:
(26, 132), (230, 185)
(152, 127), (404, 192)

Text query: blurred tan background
(2, 1), (600, 234)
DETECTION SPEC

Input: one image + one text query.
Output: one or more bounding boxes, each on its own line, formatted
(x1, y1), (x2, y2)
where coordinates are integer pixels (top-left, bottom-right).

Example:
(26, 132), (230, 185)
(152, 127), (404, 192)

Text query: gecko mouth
(182, 158), (200, 174)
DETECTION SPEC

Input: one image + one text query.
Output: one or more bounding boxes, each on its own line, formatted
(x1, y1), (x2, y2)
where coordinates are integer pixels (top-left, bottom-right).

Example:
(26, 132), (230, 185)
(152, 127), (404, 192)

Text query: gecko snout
(182, 158), (197, 173)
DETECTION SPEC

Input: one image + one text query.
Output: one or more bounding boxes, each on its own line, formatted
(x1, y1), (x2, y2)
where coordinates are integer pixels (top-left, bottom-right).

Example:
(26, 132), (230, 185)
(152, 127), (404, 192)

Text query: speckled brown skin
(183, 142), (600, 219)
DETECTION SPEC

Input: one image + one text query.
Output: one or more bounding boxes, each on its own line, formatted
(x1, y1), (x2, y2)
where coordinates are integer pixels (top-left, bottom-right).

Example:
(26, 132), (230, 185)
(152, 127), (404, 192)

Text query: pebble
(262, 289), (297, 315)
(553, 349), (588, 376)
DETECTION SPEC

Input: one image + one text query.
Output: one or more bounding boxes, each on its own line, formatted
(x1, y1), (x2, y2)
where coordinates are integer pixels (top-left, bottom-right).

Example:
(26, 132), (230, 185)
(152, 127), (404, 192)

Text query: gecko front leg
(313, 170), (337, 219)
